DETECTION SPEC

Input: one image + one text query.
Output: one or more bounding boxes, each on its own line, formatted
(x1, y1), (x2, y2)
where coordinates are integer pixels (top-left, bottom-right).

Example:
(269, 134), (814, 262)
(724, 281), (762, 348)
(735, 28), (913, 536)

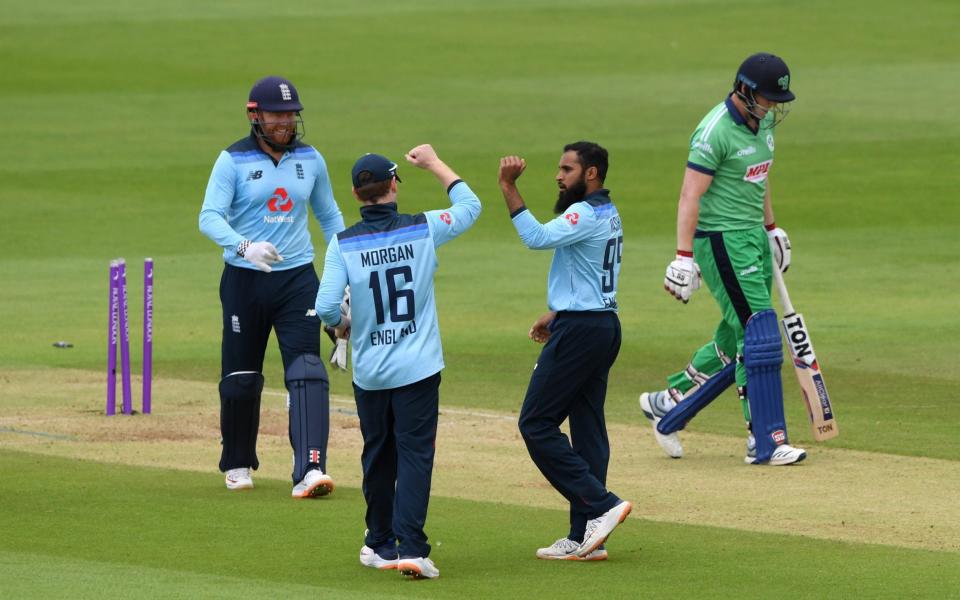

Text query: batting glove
(241, 241), (283, 273)
(766, 224), (791, 273)
(664, 253), (701, 304)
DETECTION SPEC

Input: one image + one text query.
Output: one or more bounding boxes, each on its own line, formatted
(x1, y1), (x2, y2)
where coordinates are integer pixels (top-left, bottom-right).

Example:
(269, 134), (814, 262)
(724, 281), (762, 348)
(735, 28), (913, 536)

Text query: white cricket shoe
(398, 557), (439, 579)
(578, 500), (632, 557)
(744, 435), (807, 466)
(537, 538), (607, 561)
(639, 391), (683, 458)
(291, 468), (335, 498)
(360, 545), (399, 570)
(225, 467), (253, 490)
(579, 545), (608, 561)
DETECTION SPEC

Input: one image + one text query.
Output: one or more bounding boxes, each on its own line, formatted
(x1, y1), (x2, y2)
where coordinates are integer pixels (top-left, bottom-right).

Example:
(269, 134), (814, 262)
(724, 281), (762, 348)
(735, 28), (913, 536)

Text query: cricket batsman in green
(639, 52), (806, 466)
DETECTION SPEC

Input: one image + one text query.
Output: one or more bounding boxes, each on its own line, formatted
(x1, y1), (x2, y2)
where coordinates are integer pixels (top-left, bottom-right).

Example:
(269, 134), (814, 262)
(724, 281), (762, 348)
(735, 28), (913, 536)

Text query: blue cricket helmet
(247, 76), (304, 112)
(734, 53), (795, 102)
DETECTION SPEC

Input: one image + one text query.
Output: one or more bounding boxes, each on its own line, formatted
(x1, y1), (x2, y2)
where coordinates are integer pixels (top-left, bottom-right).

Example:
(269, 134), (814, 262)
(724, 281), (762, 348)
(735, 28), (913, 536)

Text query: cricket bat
(770, 259), (839, 441)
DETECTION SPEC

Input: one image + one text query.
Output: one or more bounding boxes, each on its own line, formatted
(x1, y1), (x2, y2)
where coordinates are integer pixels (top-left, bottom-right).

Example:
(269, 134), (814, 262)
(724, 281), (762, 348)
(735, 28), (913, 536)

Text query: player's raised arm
(499, 154), (595, 250)
(407, 144), (481, 247)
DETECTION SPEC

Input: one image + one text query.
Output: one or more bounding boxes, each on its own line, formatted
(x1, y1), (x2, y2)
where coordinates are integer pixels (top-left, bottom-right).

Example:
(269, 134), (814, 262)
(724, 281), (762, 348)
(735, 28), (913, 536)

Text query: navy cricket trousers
(218, 263), (325, 474)
(354, 372), (440, 559)
(519, 310), (622, 542)
(219, 262), (322, 375)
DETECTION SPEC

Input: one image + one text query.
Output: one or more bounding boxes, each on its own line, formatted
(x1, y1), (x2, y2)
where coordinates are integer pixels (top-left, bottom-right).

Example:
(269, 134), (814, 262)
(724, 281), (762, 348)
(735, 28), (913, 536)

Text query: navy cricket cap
(247, 76), (304, 112)
(735, 53), (796, 102)
(352, 153), (401, 188)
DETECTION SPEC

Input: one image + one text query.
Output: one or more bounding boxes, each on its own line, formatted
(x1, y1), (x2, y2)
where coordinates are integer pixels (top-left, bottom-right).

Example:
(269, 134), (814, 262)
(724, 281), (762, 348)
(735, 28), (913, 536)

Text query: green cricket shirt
(686, 97), (776, 232)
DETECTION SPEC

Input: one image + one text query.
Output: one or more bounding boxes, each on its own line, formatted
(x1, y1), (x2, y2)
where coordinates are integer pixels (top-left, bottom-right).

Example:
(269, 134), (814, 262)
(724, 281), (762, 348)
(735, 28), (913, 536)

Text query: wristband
(765, 222), (776, 231)
(237, 240), (251, 257)
(676, 249), (693, 258)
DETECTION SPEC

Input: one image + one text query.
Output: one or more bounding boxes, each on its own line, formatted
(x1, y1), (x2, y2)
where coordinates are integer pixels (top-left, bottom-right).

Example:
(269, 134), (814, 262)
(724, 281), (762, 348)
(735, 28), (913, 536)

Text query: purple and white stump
(117, 259), (133, 415)
(106, 261), (120, 415)
(142, 258), (153, 414)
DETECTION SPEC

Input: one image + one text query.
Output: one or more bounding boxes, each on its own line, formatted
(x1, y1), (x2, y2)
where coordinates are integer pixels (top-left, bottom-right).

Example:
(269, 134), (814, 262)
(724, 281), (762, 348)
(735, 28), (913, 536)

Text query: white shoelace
(551, 538), (579, 553)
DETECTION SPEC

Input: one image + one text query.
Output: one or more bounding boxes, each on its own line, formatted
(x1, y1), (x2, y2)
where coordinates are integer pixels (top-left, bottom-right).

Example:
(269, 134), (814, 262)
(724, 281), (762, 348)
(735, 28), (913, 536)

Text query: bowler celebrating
(499, 142), (632, 562)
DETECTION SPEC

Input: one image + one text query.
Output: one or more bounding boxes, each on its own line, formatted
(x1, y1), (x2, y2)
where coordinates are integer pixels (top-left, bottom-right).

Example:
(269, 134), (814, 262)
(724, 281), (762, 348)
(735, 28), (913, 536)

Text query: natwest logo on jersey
(265, 187), (295, 224)
(743, 159), (772, 184)
(267, 187), (293, 212)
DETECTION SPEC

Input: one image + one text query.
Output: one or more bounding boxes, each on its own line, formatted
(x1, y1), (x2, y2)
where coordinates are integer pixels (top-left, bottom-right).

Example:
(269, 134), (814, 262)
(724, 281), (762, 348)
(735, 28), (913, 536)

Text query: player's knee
(518, 414), (552, 443)
(220, 371), (264, 403)
(285, 354), (329, 386)
(743, 309), (782, 367)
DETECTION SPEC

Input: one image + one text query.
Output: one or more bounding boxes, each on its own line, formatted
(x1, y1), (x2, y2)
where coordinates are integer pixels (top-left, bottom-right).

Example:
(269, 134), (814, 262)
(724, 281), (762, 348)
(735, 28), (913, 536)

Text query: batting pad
(218, 371), (264, 471)
(743, 310), (788, 463)
(658, 362), (736, 434)
(285, 354), (330, 483)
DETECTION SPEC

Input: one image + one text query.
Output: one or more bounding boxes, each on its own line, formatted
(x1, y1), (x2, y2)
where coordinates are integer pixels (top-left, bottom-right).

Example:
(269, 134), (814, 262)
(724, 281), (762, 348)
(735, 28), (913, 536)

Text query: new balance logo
(247, 170), (263, 180)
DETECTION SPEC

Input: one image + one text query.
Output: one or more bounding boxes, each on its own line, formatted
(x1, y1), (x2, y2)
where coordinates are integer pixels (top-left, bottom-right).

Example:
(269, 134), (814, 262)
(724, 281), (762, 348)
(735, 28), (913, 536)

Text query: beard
(554, 177), (587, 214)
(267, 127), (294, 146)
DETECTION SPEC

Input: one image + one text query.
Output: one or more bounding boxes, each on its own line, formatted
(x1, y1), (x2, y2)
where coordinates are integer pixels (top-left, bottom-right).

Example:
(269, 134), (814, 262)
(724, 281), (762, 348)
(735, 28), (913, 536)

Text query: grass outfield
(2, 0), (959, 597)
(3, 450), (959, 599)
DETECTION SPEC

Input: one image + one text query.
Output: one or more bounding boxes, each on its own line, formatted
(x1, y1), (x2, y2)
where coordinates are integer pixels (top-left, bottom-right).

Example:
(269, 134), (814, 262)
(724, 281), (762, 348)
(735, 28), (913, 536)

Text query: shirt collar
(360, 202), (399, 221)
(583, 188), (611, 206)
(725, 96), (759, 134)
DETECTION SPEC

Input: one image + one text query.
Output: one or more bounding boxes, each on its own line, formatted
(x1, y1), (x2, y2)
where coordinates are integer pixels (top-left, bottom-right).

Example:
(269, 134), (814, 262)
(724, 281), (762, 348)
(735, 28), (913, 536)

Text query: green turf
(2, 0), (957, 459)
(1, 1), (959, 595)
(1, 450), (957, 599)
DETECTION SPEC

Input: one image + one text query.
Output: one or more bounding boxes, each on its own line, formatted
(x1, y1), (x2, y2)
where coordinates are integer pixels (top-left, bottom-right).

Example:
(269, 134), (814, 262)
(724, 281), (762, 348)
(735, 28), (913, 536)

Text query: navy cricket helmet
(247, 76), (304, 112)
(246, 76), (305, 151)
(734, 53), (795, 102)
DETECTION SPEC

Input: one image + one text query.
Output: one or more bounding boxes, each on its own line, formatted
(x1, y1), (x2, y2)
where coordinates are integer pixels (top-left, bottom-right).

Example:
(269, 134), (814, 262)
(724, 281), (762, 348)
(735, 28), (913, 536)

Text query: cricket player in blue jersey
(315, 144), (481, 580)
(199, 76), (345, 498)
(498, 142), (632, 562)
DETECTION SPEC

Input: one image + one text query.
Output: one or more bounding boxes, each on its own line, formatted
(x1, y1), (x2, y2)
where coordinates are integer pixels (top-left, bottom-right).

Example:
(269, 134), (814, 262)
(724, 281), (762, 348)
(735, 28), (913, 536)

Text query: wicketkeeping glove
(664, 254), (701, 304)
(329, 286), (351, 371)
(330, 338), (348, 371)
(241, 241), (283, 273)
(766, 224), (791, 273)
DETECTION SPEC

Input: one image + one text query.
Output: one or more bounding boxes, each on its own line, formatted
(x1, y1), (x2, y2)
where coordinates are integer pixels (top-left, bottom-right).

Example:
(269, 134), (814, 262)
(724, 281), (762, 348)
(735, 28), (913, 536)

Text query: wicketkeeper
(199, 75), (346, 495)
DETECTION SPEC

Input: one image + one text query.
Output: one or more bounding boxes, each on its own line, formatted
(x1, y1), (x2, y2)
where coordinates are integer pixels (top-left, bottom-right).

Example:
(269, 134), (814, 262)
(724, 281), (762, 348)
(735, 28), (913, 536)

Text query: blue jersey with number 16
(315, 180), (481, 390)
(511, 189), (623, 312)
